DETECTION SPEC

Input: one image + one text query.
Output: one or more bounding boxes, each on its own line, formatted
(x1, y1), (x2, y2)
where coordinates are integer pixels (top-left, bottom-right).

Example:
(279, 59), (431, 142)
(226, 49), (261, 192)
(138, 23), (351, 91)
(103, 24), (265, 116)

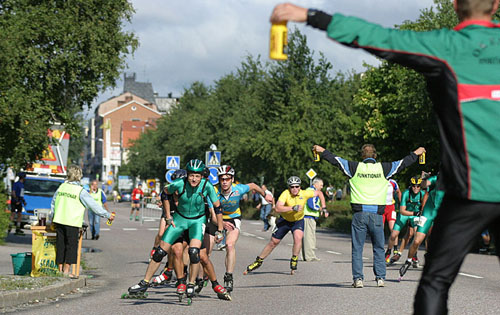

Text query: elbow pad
(214, 205), (222, 215)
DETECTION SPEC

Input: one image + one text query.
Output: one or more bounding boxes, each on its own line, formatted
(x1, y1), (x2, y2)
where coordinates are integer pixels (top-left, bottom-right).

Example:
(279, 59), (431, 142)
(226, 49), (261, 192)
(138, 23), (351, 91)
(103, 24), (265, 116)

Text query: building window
(131, 106), (137, 111)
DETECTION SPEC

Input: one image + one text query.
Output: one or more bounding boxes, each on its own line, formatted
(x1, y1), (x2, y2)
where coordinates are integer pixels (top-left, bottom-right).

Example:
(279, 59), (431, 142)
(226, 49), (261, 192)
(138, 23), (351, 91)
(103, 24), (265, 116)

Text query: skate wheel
(121, 293), (128, 299)
(187, 298), (192, 305)
(397, 277), (402, 282)
(243, 270), (248, 275)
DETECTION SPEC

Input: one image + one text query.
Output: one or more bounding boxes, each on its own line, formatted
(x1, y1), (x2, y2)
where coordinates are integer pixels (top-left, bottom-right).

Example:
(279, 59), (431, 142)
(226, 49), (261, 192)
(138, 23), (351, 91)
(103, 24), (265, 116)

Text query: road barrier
(141, 197), (162, 224)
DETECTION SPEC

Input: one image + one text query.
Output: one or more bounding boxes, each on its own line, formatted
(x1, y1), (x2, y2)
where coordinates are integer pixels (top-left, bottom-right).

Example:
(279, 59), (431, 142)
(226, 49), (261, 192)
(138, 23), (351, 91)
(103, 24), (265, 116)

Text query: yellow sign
(306, 169), (317, 180)
(147, 179), (156, 188)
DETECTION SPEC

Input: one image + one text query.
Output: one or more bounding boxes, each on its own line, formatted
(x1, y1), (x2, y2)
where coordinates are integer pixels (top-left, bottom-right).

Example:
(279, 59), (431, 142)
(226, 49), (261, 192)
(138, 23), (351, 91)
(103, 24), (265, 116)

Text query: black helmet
(18, 172), (26, 179)
(171, 169), (187, 181)
(202, 167), (210, 179)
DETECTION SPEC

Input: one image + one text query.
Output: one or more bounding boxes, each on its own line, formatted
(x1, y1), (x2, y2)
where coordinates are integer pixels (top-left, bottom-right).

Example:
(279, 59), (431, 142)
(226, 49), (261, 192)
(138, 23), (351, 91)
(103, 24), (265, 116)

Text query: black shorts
(205, 221), (218, 236)
(173, 230), (189, 245)
(11, 201), (23, 213)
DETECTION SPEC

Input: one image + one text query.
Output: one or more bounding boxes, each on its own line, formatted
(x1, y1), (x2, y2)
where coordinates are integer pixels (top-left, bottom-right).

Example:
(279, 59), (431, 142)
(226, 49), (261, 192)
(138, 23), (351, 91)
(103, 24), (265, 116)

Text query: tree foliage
(0, 0), (138, 168)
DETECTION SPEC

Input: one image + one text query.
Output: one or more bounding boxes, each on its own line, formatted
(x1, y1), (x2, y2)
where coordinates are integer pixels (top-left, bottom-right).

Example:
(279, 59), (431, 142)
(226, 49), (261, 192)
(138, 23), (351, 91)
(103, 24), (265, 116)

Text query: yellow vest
(349, 162), (388, 205)
(53, 183), (85, 227)
(89, 188), (103, 205)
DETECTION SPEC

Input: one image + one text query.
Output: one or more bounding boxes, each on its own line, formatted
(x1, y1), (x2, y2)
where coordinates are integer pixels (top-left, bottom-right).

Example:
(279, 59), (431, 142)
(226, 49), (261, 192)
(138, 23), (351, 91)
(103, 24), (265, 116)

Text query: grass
(0, 276), (59, 291)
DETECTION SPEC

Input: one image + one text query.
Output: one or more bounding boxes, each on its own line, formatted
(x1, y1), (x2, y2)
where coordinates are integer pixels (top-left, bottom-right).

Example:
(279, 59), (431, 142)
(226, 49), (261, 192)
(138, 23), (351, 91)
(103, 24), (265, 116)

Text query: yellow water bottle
(312, 146), (320, 162)
(106, 212), (116, 226)
(270, 22), (288, 60)
(419, 152), (426, 164)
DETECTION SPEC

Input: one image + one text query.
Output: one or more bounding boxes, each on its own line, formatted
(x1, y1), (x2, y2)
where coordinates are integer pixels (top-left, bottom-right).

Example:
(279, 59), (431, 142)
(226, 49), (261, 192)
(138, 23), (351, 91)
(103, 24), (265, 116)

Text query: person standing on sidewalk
(87, 180), (109, 240)
(257, 184), (275, 231)
(10, 172), (26, 235)
(51, 165), (114, 277)
(302, 177), (328, 261)
(312, 144), (423, 288)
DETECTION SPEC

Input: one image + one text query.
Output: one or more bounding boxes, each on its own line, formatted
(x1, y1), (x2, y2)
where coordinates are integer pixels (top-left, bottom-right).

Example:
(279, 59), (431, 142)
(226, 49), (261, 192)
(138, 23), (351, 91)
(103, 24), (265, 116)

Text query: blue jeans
(260, 204), (272, 230)
(88, 210), (101, 238)
(351, 211), (386, 281)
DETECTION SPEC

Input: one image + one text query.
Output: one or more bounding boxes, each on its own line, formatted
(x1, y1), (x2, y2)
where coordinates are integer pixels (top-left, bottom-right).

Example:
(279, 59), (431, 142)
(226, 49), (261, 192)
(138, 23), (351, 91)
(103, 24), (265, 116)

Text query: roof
(100, 100), (162, 117)
(123, 73), (155, 103)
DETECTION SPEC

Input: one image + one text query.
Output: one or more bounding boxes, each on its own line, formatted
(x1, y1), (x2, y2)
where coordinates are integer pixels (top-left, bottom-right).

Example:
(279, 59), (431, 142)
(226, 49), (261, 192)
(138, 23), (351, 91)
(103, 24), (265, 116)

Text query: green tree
(0, 0), (138, 169)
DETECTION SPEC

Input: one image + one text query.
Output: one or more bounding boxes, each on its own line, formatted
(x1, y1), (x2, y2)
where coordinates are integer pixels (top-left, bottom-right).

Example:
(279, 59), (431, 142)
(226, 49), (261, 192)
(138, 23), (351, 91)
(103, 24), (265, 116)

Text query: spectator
(87, 180), (109, 240)
(10, 172), (26, 235)
(335, 188), (342, 201)
(302, 178), (328, 261)
(326, 185), (335, 202)
(257, 185), (275, 231)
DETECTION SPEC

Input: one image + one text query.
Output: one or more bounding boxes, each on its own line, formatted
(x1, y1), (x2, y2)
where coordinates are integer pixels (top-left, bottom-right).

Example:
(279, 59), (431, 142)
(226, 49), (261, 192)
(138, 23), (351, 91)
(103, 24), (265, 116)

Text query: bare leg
(225, 228), (240, 273)
(188, 239), (202, 284)
(259, 237), (281, 259)
(144, 240), (171, 281)
(292, 230), (303, 256)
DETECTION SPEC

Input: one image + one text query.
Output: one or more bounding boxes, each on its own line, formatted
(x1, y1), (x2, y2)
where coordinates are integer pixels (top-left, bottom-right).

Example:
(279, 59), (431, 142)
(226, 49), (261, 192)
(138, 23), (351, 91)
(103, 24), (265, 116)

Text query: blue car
(120, 190), (132, 202)
(21, 175), (65, 227)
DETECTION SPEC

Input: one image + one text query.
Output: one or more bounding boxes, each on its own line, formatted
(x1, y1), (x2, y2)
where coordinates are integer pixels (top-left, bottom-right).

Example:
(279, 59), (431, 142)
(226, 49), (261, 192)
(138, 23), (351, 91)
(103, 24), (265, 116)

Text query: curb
(0, 277), (86, 309)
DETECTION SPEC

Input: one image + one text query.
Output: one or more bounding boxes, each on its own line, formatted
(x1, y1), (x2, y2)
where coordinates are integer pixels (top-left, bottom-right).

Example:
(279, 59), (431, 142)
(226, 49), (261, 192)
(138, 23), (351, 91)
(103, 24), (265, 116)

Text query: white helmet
(217, 165), (235, 177)
(287, 176), (301, 186)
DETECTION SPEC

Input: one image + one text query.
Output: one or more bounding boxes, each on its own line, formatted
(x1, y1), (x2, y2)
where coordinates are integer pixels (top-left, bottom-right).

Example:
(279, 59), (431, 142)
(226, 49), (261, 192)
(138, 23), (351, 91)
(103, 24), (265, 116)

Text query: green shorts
(416, 205), (439, 235)
(162, 212), (206, 244)
(393, 213), (419, 231)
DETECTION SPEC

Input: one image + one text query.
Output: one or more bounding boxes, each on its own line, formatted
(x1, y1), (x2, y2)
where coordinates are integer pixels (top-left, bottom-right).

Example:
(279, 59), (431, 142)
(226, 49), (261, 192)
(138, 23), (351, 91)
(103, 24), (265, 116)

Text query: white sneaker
(376, 278), (385, 287)
(352, 279), (363, 288)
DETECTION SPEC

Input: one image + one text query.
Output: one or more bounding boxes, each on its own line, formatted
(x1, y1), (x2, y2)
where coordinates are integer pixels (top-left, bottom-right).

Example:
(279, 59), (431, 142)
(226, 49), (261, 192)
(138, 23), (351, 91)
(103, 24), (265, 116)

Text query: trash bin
(11, 252), (32, 275)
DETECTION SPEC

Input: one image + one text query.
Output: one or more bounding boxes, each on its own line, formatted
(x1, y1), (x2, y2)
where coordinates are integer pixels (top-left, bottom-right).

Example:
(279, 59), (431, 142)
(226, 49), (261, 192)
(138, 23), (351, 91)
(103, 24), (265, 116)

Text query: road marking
(458, 272), (483, 279)
(148, 228), (159, 231)
(287, 243), (293, 246)
(123, 228), (138, 231)
(144, 219), (156, 222)
(326, 251), (342, 255)
(256, 236), (265, 240)
(250, 222), (261, 225)
(245, 233), (256, 237)
(100, 228), (110, 231)
(362, 257), (368, 260)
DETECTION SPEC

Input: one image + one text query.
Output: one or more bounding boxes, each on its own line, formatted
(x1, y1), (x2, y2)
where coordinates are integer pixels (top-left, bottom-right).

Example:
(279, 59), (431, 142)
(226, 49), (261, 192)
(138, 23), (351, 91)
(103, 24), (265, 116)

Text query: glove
(292, 205), (300, 211)
(165, 218), (173, 226)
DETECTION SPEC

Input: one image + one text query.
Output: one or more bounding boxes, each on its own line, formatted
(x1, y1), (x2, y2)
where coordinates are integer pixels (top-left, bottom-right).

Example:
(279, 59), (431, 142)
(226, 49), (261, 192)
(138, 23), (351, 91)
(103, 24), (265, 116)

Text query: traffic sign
(166, 156), (180, 170)
(205, 151), (221, 167)
(147, 179), (156, 188)
(165, 170), (176, 183)
(208, 167), (219, 185)
(306, 168), (317, 179)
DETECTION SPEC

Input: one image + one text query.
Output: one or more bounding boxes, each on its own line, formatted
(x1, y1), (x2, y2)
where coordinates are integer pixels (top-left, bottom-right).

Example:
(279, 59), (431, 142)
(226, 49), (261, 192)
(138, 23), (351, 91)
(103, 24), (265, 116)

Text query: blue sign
(208, 167), (219, 185)
(205, 151), (221, 167)
(165, 170), (176, 183)
(166, 156), (180, 170)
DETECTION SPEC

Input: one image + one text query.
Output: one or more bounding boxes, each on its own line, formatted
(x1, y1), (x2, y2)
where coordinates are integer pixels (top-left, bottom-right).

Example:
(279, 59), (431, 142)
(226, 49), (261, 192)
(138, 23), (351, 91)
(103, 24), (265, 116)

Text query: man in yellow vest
(87, 179), (110, 240)
(51, 165), (114, 277)
(313, 144), (424, 288)
(302, 177), (328, 261)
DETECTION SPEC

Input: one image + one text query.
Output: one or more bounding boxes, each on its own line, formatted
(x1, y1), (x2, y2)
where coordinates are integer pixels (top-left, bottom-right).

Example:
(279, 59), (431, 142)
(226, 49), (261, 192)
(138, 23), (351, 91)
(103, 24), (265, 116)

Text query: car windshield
(121, 190), (132, 195)
(24, 178), (63, 197)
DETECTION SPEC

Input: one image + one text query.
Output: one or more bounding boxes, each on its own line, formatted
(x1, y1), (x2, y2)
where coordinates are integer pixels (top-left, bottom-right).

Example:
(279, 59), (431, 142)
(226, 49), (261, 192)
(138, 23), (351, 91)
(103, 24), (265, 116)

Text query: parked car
(21, 174), (65, 227)
(120, 190), (132, 202)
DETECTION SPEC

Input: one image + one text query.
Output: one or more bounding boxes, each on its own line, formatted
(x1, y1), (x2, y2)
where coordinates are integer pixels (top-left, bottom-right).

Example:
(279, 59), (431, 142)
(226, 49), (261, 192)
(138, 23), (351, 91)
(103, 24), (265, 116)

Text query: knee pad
(152, 246), (167, 263)
(188, 247), (200, 264)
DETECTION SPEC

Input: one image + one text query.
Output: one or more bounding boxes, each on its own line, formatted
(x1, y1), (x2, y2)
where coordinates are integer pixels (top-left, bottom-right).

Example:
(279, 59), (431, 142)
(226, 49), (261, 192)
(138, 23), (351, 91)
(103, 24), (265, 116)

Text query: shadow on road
(4, 233), (31, 245)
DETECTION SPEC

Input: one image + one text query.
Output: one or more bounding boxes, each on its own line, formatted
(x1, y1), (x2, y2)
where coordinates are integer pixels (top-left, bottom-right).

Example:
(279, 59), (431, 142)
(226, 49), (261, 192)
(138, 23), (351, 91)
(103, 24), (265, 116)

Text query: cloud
(90, 0), (435, 113)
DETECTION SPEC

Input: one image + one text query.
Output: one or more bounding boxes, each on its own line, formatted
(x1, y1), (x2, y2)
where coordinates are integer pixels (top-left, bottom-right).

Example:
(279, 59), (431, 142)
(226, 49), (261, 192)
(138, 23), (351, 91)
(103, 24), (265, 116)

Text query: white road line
(100, 228), (110, 231)
(287, 243), (293, 246)
(123, 228), (138, 231)
(246, 233), (256, 237)
(256, 236), (265, 240)
(143, 219), (156, 222)
(148, 228), (159, 231)
(241, 232), (252, 237)
(250, 222), (261, 225)
(362, 257), (368, 260)
(458, 272), (483, 279)
(326, 251), (342, 255)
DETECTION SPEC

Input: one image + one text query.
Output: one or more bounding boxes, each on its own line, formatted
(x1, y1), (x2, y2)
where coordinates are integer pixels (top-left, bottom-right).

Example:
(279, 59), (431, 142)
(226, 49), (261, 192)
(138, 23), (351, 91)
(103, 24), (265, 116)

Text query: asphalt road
(13, 202), (500, 314)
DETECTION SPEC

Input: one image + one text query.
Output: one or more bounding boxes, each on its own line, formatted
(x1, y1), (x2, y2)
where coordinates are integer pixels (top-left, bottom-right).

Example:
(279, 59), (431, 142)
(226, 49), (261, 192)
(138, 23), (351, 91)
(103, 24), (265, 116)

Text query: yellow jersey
(278, 189), (315, 222)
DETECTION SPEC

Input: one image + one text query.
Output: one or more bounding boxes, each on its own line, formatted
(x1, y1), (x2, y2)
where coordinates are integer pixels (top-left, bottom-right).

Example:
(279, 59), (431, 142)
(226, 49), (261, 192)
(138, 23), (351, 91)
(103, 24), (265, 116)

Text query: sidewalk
(0, 231), (86, 309)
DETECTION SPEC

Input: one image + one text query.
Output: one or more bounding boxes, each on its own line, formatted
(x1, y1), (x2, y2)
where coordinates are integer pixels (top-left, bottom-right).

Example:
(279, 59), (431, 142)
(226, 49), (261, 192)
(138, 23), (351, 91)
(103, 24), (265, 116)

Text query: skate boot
(122, 280), (149, 299)
(135, 215), (140, 221)
(213, 283), (232, 301)
(194, 277), (204, 295)
(176, 277), (187, 302)
(398, 260), (412, 282)
(385, 249), (391, 264)
(186, 283), (195, 305)
(152, 268), (173, 286)
(388, 251), (401, 265)
(243, 256), (264, 275)
(290, 255), (298, 275)
(412, 254), (420, 268)
(203, 275), (209, 287)
(224, 272), (233, 293)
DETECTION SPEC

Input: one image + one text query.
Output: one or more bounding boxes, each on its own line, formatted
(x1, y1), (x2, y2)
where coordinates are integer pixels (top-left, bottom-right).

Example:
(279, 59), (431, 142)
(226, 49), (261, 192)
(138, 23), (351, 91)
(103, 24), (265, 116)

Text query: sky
(88, 0), (436, 116)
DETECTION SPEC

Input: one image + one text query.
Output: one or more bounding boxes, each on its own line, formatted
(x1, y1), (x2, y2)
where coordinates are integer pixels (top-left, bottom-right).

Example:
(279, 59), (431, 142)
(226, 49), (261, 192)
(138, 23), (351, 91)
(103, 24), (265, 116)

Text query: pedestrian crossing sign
(166, 156), (180, 170)
(205, 151), (221, 167)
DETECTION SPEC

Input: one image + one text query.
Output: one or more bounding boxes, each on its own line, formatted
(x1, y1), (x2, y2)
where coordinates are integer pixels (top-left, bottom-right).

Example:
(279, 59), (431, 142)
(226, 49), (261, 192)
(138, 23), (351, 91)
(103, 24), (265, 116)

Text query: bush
(0, 182), (10, 244)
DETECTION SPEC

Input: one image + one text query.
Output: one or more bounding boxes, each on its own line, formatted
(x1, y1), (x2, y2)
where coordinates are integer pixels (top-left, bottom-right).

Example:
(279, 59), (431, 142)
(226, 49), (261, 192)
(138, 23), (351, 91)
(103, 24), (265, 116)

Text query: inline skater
(387, 176), (426, 265)
(151, 169), (187, 285)
(384, 179), (402, 263)
(130, 183), (143, 221)
(399, 173), (444, 280)
(126, 159), (230, 303)
(244, 176), (324, 275)
(215, 165), (271, 293)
